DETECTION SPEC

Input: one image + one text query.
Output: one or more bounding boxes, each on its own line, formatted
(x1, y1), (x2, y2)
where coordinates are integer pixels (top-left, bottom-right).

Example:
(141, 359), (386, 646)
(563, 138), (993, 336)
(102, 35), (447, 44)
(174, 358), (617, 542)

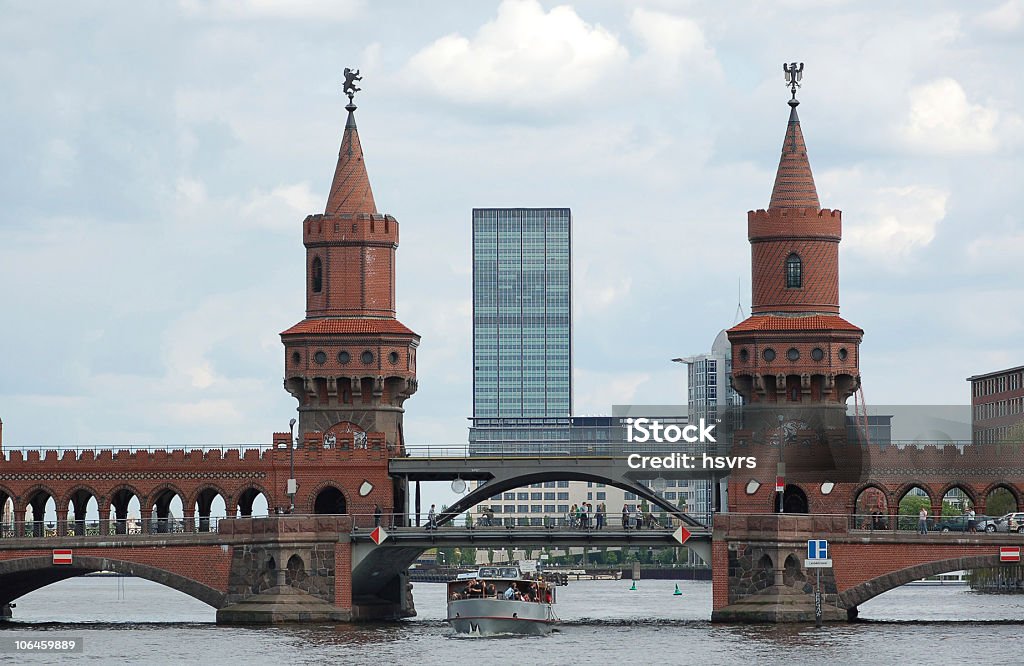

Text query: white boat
(446, 566), (559, 635)
(908, 570), (969, 586)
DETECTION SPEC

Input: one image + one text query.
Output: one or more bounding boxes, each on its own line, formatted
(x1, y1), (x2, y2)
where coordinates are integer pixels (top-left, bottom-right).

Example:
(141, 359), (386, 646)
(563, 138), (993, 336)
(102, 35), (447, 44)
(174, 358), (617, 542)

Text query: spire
(325, 70), (377, 216)
(769, 63), (820, 210)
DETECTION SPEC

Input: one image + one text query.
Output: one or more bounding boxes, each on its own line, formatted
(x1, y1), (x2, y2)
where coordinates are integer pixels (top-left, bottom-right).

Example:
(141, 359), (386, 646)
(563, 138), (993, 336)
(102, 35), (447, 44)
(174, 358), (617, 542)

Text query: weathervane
(783, 62), (804, 104)
(343, 67), (363, 103)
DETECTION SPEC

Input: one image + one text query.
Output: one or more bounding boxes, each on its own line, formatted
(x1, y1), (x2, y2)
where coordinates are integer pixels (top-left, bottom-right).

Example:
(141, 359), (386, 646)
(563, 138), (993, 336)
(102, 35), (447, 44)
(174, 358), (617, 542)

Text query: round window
(839, 348), (849, 361)
(291, 351), (301, 365)
(763, 348), (776, 362)
(314, 351), (327, 365)
(338, 351), (351, 365)
(389, 351), (400, 365)
(361, 351), (374, 365)
(787, 348), (800, 361)
(739, 348), (749, 362)
(745, 479), (761, 495)
(811, 348), (824, 361)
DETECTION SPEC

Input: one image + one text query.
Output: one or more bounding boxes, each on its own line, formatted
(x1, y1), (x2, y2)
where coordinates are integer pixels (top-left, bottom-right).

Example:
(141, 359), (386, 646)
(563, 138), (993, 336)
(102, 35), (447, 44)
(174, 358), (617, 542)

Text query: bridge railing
(0, 517), (219, 539)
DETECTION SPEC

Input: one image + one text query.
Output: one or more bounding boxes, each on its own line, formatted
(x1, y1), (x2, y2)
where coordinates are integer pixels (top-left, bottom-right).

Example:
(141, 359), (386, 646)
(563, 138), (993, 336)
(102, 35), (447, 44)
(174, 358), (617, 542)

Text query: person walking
(967, 507), (977, 533)
(427, 504), (437, 530)
(596, 503), (605, 529)
(918, 507), (928, 535)
(622, 504), (630, 530)
(374, 503), (382, 527)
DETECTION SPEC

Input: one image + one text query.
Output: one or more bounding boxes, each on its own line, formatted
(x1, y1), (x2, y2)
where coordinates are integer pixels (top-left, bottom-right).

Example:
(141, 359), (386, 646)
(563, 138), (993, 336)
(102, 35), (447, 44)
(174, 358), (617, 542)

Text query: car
(935, 516), (969, 533)
(978, 513), (1024, 533)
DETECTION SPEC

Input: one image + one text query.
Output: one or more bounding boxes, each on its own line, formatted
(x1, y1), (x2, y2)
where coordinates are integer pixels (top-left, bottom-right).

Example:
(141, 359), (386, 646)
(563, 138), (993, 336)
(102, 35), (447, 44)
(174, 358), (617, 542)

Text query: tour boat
(446, 566), (559, 635)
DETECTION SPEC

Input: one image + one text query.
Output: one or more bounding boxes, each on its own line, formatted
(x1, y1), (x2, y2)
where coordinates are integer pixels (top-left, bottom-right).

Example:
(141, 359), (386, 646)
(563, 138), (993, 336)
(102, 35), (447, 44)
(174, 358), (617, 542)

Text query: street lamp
(288, 418), (297, 513)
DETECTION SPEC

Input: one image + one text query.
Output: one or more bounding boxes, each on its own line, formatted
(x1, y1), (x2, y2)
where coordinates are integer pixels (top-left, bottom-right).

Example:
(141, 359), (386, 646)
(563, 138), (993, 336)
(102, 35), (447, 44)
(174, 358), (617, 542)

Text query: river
(2, 577), (1022, 665)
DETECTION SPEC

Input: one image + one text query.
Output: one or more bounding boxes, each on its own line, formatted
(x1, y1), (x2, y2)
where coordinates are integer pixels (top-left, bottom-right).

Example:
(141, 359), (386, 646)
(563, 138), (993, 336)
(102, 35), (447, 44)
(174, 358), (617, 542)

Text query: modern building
(471, 208), (571, 427)
(968, 365), (1024, 444)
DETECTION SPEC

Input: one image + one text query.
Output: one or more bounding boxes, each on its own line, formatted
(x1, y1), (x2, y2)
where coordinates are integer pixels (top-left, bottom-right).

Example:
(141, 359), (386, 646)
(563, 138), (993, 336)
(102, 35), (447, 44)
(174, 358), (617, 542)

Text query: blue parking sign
(807, 539), (828, 560)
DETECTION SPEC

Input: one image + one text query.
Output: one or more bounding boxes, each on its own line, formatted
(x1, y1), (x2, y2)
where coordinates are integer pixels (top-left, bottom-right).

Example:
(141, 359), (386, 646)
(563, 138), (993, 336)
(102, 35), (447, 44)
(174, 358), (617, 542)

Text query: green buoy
(629, 581), (637, 591)
(673, 584), (682, 596)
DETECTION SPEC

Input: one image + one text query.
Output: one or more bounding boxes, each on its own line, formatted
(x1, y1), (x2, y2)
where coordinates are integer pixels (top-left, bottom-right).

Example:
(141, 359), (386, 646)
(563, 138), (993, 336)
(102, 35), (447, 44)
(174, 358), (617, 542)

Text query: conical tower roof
(324, 102), (377, 216)
(768, 100), (820, 210)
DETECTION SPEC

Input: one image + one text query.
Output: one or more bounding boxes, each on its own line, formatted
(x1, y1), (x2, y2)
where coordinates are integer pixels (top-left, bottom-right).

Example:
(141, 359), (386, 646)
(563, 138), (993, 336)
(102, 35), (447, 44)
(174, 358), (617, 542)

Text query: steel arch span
(434, 469), (708, 527)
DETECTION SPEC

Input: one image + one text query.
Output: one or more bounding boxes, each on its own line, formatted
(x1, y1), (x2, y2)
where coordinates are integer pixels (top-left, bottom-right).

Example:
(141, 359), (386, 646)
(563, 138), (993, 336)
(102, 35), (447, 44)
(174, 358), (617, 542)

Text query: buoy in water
(673, 584), (682, 596)
(629, 581), (637, 591)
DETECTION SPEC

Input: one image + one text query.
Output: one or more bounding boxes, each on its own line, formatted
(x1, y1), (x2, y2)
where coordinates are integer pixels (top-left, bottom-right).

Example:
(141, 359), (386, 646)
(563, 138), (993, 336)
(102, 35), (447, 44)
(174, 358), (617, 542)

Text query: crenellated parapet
(748, 207), (841, 242)
(303, 213), (399, 248)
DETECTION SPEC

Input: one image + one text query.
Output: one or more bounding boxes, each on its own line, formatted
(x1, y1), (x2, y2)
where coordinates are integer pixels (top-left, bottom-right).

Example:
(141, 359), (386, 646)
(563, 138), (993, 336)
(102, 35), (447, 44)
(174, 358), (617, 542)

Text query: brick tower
(280, 89), (419, 448)
(727, 91), (863, 405)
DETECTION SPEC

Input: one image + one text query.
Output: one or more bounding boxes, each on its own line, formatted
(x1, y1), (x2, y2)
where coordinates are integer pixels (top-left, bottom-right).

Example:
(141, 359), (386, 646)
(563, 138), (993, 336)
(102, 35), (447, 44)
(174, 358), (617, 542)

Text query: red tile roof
(280, 318), (418, 336)
(728, 314), (862, 333)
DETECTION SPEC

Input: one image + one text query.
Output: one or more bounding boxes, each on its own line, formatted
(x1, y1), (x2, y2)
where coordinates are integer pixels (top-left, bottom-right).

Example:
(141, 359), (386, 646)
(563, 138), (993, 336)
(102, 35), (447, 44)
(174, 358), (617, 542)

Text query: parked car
(936, 516), (970, 533)
(978, 513), (1024, 533)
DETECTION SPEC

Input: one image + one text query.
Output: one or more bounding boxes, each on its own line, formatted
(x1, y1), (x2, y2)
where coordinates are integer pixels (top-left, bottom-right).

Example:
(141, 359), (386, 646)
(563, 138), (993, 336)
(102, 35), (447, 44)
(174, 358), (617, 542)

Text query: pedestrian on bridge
(918, 507), (928, 535)
(374, 504), (382, 527)
(428, 504), (437, 530)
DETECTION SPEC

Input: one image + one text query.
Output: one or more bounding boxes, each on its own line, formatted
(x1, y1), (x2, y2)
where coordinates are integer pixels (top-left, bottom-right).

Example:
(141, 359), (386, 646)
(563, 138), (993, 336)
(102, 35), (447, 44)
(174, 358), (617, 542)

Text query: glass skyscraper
(471, 208), (571, 426)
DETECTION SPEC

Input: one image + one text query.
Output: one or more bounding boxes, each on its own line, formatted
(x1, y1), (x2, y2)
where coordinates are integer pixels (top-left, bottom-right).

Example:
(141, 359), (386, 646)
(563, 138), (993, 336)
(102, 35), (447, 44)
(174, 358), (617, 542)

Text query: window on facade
(785, 253), (802, 288)
(312, 256), (323, 293)
(556, 492), (569, 500)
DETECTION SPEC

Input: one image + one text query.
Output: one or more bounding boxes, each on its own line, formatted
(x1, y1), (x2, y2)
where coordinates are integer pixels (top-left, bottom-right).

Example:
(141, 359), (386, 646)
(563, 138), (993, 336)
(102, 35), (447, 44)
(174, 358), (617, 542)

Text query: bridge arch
(236, 483), (272, 517)
(938, 482), (976, 510)
(0, 555), (225, 610)
(436, 470), (703, 527)
(981, 482), (1020, 514)
(839, 555), (1001, 609)
(310, 482), (348, 515)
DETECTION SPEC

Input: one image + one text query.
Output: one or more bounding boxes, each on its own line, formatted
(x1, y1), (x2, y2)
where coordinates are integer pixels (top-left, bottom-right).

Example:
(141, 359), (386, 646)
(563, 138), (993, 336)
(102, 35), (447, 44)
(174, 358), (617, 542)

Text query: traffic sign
(805, 559), (833, 568)
(807, 539), (828, 560)
(673, 525), (692, 545)
(775, 477), (785, 492)
(370, 526), (389, 545)
(52, 549), (73, 565)
(1000, 546), (1020, 562)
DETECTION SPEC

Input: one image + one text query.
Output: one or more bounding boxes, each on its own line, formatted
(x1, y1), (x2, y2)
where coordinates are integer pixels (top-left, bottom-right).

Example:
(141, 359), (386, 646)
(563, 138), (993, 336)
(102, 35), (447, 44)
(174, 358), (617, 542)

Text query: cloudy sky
(2, 0), (1022, 451)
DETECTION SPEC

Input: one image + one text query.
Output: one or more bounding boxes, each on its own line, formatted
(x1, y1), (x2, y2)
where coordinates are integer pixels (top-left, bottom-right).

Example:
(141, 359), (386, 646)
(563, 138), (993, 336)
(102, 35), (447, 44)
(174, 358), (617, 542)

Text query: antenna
(733, 278), (745, 324)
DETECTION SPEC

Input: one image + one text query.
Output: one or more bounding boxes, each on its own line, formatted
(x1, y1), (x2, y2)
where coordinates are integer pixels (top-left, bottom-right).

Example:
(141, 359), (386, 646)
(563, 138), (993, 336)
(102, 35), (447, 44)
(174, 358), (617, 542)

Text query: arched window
(785, 253), (802, 288)
(312, 256), (323, 293)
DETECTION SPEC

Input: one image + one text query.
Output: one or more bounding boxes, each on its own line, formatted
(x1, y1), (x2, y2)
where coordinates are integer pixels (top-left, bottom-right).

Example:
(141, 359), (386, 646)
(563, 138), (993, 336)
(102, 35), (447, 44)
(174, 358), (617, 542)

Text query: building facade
(968, 365), (1024, 444)
(471, 208), (571, 425)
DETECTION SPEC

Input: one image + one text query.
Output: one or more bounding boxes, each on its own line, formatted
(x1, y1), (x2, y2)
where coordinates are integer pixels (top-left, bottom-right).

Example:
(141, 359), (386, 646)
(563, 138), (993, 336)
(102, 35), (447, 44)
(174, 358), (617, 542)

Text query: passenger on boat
(504, 585), (516, 600)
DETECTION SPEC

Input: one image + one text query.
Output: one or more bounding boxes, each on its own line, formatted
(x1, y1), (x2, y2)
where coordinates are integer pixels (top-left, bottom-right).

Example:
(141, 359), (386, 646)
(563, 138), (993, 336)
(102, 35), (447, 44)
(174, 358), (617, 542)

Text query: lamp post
(288, 418), (297, 513)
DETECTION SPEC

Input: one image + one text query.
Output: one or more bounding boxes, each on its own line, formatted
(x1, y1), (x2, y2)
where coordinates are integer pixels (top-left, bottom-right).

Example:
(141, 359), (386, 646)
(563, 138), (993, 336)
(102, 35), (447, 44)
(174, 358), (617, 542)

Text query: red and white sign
(775, 477), (785, 493)
(1000, 546), (1020, 562)
(52, 549), (73, 565)
(673, 526), (692, 545)
(370, 526), (389, 545)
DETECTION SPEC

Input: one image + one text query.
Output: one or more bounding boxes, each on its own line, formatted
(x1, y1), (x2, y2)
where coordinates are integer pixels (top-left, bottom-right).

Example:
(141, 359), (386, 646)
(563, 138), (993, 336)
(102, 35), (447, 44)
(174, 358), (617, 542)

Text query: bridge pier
(1, 602), (12, 620)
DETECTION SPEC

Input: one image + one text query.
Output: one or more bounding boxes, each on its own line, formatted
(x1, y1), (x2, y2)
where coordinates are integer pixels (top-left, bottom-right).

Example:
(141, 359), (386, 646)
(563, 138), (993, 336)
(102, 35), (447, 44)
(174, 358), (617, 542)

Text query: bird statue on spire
(783, 62), (804, 103)
(343, 67), (363, 103)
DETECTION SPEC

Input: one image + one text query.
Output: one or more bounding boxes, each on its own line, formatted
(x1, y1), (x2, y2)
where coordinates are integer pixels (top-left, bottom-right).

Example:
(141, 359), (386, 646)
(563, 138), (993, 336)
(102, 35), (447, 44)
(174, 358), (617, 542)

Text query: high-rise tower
(281, 84), (419, 446)
(727, 80), (863, 405)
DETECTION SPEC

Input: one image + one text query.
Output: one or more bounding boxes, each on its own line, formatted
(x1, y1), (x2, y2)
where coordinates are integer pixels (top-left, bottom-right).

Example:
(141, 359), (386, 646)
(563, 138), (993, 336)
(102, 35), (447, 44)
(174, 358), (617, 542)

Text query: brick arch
(187, 483), (229, 511)
(147, 483), (188, 507)
(305, 480), (350, 515)
(936, 482), (978, 508)
(59, 484), (102, 509)
(849, 482), (892, 512)
(981, 482), (1021, 511)
(892, 481), (936, 505)
(839, 554), (1002, 609)
(0, 556), (225, 609)
(17, 484), (59, 511)
(235, 482), (274, 515)
(102, 483), (144, 512)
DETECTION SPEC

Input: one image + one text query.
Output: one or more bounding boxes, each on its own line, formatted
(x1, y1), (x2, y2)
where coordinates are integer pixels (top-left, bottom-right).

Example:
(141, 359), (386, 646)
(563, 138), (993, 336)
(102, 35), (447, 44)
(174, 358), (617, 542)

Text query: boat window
(500, 567), (519, 579)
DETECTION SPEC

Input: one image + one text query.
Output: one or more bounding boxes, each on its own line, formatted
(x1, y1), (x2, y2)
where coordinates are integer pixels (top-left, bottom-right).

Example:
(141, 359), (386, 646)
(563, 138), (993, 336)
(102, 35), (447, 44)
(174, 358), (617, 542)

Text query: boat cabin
(448, 567), (555, 603)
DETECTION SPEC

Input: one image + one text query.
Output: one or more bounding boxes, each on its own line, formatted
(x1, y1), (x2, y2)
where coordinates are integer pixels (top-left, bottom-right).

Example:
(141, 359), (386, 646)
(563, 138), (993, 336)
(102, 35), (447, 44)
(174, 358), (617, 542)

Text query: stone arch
(310, 483), (348, 515)
(19, 483), (59, 510)
(851, 482), (891, 529)
(0, 555), (225, 609)
(783, 553), (805, 589)
(777, 484), (808, 514)
(21, 484), (59, 536)
(286, 554), (307, 587)
(839, 555), (1003, 609)
(106, 484), (144, 535)
(755, 552), (774, 591)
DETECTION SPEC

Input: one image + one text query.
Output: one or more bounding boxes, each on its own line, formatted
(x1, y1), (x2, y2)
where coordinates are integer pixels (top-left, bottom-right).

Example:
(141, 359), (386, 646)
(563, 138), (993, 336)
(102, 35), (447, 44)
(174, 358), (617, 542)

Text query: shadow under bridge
(389, 452), (718, 528)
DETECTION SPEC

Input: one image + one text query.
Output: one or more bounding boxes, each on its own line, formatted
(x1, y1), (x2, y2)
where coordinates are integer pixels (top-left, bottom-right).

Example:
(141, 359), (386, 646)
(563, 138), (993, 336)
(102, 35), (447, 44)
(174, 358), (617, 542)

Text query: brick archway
(0, 555), (226, 609)
(839, 554), (1001, 609)
(981, 482), (1021, 513)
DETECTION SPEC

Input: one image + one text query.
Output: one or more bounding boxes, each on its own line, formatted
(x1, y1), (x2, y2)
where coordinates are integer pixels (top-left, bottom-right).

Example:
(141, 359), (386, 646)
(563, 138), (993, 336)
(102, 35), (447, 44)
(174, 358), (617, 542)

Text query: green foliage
(605, 550), (619, 565)
(987, 488), (1017, 516)
(898, 494), (929, 515)
(460, 547), (477, 566)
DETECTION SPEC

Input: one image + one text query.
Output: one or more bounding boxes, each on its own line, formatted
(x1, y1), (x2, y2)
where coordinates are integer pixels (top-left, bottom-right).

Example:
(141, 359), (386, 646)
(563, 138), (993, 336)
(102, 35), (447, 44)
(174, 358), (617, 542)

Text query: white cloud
(177, 0), (362, 21)
(844, 185), (948, 260)
(901, 78), (1000, 153)
(404, 0), (627, 106)
(967, 232), (1024, 267)
(629, 8), (720, 84)
(975, 0), (1024, 32)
